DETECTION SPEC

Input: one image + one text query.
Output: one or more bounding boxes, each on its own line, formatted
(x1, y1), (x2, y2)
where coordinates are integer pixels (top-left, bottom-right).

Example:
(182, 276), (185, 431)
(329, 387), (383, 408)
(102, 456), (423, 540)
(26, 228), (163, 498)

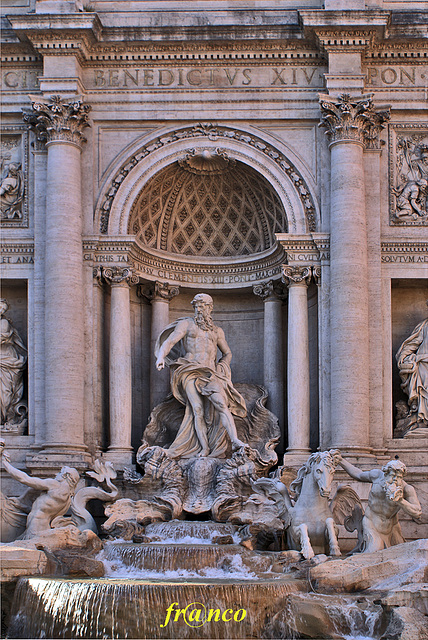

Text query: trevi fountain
(1, 0), (428, 638)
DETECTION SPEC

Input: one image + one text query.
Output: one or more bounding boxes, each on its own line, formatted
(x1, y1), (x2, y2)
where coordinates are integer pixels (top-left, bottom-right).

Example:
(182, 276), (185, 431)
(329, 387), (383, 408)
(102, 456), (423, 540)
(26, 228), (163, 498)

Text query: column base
(103, 447), (134, 469)
(26, 445), (92, 476)
(282, 448), (312, 468)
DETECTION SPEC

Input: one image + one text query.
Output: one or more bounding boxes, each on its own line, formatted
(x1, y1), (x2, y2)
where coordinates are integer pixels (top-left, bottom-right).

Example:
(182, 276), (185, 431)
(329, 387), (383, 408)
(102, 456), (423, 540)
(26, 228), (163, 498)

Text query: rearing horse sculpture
(254, 449), (361, 559)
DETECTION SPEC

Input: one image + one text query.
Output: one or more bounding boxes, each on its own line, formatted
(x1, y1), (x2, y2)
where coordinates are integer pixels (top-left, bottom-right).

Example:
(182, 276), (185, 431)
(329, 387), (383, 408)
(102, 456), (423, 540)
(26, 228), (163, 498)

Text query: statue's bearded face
(382, 469), (404, 501)
(193, 301), (214, 330)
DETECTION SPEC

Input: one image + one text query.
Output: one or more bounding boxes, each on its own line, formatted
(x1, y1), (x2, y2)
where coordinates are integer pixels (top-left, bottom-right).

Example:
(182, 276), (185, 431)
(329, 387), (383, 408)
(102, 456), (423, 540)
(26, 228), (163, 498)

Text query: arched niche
(96, 123), (319, 238)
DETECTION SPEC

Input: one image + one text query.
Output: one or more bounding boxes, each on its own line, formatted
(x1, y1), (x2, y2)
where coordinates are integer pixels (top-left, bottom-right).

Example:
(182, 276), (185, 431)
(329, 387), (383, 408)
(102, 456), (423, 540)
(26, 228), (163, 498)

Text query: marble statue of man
(0, 441), (80, 539)
(337, 454), (422, 553)
(396, 305), (428, 427)
(0, 163), (24, 220)
(0, 298), (27, 429)
(155, 293), (247, 459)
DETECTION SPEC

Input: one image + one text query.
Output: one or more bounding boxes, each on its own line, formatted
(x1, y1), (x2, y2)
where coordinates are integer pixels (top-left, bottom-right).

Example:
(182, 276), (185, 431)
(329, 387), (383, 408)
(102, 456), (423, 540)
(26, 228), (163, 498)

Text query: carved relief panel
(0, 127), (28, 228)
(389, 124), (428, 226)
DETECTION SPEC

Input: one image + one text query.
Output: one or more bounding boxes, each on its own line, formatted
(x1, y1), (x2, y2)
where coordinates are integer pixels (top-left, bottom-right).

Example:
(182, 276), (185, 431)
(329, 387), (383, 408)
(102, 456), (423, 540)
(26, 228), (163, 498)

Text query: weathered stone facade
(1, 0), (427, 539)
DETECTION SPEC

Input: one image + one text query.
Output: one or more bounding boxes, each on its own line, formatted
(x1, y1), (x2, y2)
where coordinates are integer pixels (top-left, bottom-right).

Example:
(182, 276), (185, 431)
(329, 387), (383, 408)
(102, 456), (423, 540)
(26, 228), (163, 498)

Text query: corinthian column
(253, 280), (286, 443)
(104, 267), (139, 467)
(24, 95), (91, 468)
(282, 266), (312, 462)
(142, 282), (179, 409)
(319, 93), (389, 454)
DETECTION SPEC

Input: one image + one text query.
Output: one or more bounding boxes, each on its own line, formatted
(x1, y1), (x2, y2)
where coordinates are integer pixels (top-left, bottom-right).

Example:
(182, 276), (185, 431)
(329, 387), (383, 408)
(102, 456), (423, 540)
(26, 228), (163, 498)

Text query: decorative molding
(99, 123), (317, 235)
(319, 93), (390, 147)
(388, 124), (428, 227)
(82, 237), (286, 290)
(276, 233), (330, 265)
(0, 242), (34, 265)
(103, 266), (139, 286)
(313, 266), (322, 285)
(139, 281), (180, 303)
(282, 265), (312, 286)
(381, 241), (428, 265)
(23, 95), (91, 148)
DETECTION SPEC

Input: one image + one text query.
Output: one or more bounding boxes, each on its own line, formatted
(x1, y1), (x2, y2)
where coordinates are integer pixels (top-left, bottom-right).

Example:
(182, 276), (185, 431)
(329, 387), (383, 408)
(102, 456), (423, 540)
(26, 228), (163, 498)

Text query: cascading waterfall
(6, 521), (389, 639)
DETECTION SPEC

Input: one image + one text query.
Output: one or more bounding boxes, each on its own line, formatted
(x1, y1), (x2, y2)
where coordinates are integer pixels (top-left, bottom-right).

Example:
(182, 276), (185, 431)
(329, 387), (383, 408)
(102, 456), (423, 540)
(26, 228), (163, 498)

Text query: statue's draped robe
(0, 319), (27, 424)
(396, 318), (428, 422)
(155, 318), (247, 458)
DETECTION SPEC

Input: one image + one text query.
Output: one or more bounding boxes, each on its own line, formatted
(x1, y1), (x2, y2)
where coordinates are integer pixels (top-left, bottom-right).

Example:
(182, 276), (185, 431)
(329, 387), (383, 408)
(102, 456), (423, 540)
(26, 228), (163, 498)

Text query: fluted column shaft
(283, 267), (311, 460)
(104, 267), (138, 466)
(319, 93), (389, 453)
(24, 96), (92, 466)
(44, 141), (86, 451)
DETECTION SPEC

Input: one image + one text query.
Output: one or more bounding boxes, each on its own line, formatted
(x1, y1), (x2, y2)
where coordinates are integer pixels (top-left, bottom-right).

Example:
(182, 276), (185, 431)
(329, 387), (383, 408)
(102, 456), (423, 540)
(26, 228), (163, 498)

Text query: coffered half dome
(128, 153), (288, 258)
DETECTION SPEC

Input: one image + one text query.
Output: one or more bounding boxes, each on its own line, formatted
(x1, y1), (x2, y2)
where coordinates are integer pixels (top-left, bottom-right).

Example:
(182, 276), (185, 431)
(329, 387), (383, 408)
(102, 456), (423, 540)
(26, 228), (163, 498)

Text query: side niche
(389, 125), (428, 226)
(0, 282), (28, 436)
(0, 128), (28, 227)
(392, 280), (428, 438)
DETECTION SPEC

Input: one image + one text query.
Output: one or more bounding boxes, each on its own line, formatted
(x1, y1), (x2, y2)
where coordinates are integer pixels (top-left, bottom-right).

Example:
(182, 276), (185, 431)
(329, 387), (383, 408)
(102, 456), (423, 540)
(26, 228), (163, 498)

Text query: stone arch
(95, 123), (319, 237)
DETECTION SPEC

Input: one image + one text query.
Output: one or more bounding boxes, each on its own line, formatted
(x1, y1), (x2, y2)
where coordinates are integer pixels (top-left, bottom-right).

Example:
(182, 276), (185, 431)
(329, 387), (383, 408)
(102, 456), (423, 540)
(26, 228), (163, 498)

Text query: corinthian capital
(282, 266), (312, 287)
(139, 281), (180, 302)
(253, 280), (287, 301)
(319, 93), (390, 147)
(103, 267), (139, 286)
(23, 95), (91, 148)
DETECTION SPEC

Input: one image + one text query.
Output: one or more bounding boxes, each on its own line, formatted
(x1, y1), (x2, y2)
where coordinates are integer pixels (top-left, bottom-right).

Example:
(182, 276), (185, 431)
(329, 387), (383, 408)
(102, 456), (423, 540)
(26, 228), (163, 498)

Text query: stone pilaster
(103, 267), (139, 467)
(141, 282), (180, 409)
(319, 93), (389, 455)
(24, 96), (91, 470)
(253, 280), (286, 445)
(282, 266), (312, 463)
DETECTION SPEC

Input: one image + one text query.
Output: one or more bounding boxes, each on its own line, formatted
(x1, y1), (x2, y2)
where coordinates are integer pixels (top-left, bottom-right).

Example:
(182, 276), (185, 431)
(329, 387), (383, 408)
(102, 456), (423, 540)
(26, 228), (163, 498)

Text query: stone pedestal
(282, 266), (312, 464)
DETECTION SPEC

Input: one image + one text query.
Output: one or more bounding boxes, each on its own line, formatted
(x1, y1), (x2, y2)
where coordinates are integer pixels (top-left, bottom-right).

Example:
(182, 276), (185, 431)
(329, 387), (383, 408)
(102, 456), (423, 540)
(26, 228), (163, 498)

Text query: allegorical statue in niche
(0, 298), (28, 432)
(155, 293), (247, 458)
(395, 303), (428, 436)
(337, 454), (422, 553)
(0, 440), (80, 539)
(0, 162), (24, 220)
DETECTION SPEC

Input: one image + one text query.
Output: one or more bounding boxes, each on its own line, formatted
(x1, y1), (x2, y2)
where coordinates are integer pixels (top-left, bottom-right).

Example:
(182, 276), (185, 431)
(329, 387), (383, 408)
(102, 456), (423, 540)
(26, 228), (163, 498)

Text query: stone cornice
(381, 240), (428, 265)
(276, 233), (330, 265)
(82, 236), (287, 290)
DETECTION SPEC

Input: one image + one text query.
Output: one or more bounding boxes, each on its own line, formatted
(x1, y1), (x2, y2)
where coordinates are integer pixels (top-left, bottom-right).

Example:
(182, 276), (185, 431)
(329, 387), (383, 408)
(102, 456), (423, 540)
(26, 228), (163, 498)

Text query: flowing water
(6, 521), (388, 639)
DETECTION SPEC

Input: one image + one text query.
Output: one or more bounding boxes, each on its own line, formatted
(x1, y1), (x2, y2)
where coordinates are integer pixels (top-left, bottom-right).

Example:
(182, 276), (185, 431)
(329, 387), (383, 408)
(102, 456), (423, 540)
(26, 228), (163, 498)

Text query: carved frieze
(23, 95), (91, 148)
(319, 93), (390, 147)
(0, 128), (28, 228)
(99, 123), (317, 235)
(389, 125), (428, 227)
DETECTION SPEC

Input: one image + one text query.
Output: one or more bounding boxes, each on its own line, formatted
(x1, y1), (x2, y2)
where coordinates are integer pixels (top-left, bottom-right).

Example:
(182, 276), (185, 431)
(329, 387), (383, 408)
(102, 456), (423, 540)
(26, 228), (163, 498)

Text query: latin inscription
(90, 67), (325, 89)
(1, 255), (34, 264)
(2, 66), (425, 91)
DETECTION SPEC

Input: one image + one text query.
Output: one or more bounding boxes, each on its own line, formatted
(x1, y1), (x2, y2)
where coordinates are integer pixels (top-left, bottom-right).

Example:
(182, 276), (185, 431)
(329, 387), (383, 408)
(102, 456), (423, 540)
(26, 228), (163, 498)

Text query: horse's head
(310, 450), (339, 498)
